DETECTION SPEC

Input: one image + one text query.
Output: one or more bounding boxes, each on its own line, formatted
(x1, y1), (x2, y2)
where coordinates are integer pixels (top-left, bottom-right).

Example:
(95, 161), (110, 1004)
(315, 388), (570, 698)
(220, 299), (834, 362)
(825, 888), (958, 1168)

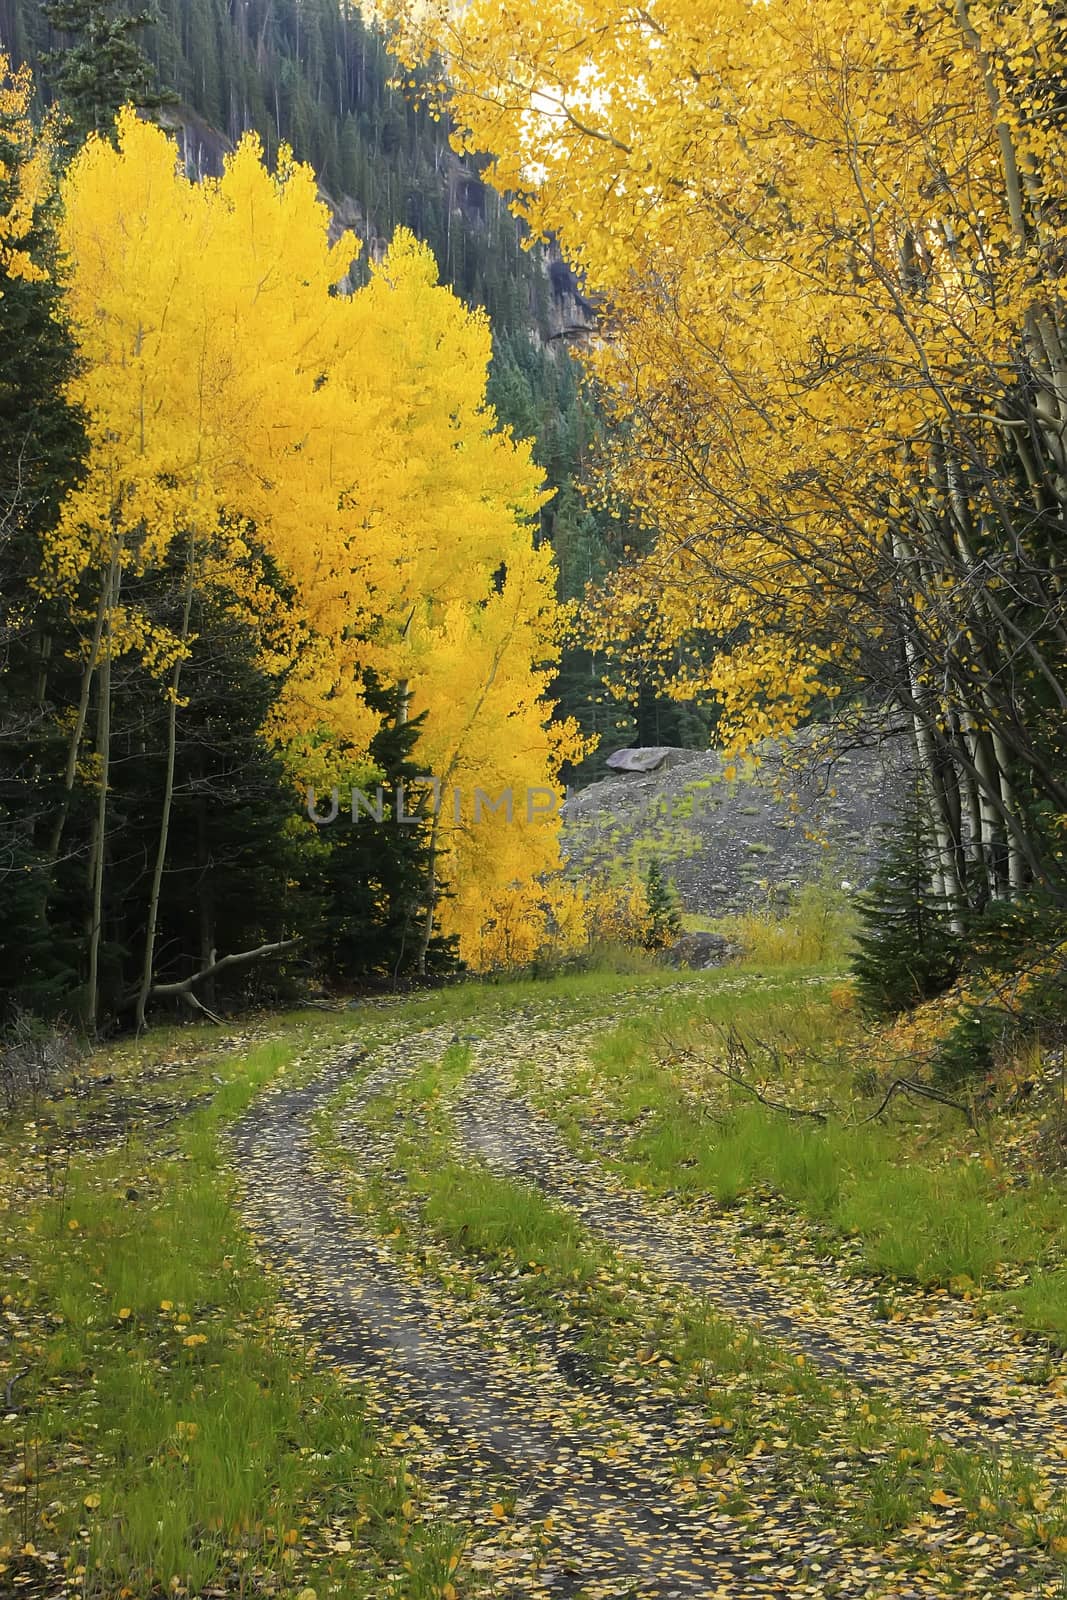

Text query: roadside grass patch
(710, 879), (859, 969)
(545, 974), (1067, 1335)
(0, 1016), (466, 1599)
(322, 1032), (1054, 1554)
(390, 962), (684, 1024)
(997, 1267), (1067, 1342)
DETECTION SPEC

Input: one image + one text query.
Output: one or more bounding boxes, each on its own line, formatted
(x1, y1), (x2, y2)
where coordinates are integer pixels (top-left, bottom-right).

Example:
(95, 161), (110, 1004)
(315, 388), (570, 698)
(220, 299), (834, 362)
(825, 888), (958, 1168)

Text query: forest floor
(2, 968), (1066, 1599)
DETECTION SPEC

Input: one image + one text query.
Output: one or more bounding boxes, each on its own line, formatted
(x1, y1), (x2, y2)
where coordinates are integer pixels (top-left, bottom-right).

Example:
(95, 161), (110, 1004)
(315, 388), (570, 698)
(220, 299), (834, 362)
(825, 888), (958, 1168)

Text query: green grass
(625, 1100), (1064, 1284)
(422, 1160), (595, 1278)
(0, 1015), (466, 1599)
(5, 968), (1065, 1600)
(998, 1267), (1067, 1340)
(584, 974), (853, 1086)
(386, 960), (685, 1017)
(541, 974), (1067, 1336)
(320, 1034), (1059, 1554)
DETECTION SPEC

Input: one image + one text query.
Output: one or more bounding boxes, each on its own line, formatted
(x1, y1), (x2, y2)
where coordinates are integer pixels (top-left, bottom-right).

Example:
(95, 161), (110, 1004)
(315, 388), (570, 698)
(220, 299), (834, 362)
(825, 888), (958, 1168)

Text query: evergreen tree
(105, 564), (315, 1019)
(852, 805), (961, 1017)
(313, 673), (460, 988)
(0, 64), (87, 1020)
(642, 858), (681, 951)
(42, 0), (172, 144)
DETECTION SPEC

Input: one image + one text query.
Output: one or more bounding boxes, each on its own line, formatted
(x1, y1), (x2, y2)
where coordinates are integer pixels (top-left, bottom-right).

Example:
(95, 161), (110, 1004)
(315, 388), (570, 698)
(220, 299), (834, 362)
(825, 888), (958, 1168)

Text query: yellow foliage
(0, 57), (53, 287)
(55, 112), (585, 956)
(470, 874), (651, 972)
(382, 0), (1067, 752)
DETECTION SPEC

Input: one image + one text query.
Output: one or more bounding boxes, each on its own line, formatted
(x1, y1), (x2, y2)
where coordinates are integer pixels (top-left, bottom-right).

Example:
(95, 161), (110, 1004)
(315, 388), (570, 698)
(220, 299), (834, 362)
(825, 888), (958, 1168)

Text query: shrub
(730, 877), (858, 967)
(0, 1010), (81, 1116)
(930, 1006), (998, 1086)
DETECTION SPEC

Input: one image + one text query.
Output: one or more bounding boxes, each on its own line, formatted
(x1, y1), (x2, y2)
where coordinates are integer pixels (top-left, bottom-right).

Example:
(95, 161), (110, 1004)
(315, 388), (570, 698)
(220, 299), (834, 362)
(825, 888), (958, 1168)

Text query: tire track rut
(231, 1009), (1066, 1599)
(452, 1019), (1067, 1481)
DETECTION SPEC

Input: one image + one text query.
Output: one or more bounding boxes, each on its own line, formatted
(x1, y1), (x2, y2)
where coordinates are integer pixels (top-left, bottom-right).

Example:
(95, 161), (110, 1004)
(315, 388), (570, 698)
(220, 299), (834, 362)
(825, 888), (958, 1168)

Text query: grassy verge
(320, 1038), (1062, 1557)
(0, 1014), (466, 1600)
(535, 972), (1067, 1338)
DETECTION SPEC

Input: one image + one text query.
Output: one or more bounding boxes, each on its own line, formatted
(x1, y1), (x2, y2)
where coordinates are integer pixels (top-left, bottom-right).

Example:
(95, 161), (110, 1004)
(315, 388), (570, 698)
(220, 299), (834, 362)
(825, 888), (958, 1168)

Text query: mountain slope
(562, 731), (909, 915)
(0, 0), (587, 338)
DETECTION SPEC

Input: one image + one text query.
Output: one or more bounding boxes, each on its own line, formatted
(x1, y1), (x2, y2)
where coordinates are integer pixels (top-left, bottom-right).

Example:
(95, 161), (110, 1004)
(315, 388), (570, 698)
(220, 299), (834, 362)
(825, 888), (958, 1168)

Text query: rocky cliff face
(160, 106), (232, 181)
(533, 240), (598, 344)
(562, 730), (911, 915)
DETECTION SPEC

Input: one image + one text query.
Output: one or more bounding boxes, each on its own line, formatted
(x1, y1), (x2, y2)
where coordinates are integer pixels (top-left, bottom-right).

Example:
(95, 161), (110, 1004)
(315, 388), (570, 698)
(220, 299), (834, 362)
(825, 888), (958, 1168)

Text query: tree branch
(145, 938), (299, 1001)
(853, 1077), (976, 1129)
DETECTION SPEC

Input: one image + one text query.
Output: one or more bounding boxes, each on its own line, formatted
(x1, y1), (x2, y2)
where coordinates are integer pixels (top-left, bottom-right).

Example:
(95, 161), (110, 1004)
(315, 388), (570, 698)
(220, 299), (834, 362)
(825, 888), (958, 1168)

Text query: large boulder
(604, 746), (698, 774)
(666, 931), (736, 969)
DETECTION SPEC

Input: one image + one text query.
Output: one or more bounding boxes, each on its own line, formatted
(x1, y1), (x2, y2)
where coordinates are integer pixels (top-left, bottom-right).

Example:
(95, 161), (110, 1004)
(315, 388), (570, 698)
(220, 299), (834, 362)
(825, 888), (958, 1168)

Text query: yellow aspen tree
(54, 113), (581, 990)
(52, 114), (368, 1021)
(384, 0), (1067, 905)
(328, 229), (586, 965)
(0, 58), (53, 287)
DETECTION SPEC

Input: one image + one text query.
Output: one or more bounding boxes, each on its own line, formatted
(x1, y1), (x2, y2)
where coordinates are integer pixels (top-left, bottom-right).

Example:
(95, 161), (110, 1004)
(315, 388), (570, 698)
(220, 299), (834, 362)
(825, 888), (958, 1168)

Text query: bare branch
(853, 1077), (976, 1129)
(146, 938), (299, 1001)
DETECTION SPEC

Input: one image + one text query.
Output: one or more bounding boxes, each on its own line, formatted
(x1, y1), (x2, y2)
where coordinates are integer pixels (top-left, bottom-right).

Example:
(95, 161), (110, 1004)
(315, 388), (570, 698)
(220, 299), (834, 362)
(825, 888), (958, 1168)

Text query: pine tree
(42, 0), (172, 144)
(0, 60), (88, 1021)
(852, 807), (961, 1017)
(314, 673), (459, 987)
(113, 566), (315, 1019)
(642, 858), (681, 952)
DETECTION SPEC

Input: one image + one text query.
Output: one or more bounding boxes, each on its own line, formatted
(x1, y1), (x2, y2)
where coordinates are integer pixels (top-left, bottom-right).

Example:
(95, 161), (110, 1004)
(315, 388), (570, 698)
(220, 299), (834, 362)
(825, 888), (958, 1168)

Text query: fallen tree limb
(661, 1026), (831, 1122)
(719, 1026), (831, 1121)
(3, 1368), (28, 1411)
(121, 939), (300, 1019)
(853, 1077), (976, 1130)
(179, 989), (226, 1026)
(148, 939), (298, 999)
(706, 1056), (830, 1121)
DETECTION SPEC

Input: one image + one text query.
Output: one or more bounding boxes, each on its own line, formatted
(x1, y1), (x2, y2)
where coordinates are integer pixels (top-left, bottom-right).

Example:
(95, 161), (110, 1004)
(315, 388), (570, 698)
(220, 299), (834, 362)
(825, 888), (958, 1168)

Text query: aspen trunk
(135, 542), (196, 1032)
(49, 550), (117, 861)
(416, 816), (440, 979)
(892, 531), (966, 927)
(196, 792), (217, 1011)
(953, 716), (988, 892)
(958, 714), (1002, 900)
(992, 730), (1026, 893)
(86, 557), (120, 1030)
